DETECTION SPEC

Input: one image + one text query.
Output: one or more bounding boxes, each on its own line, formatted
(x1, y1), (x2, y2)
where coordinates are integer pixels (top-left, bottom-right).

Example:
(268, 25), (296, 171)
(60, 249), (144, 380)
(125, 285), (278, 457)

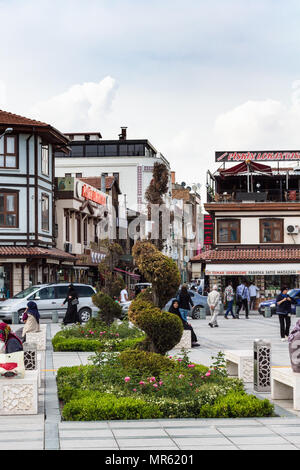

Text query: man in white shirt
(120, 288), (128, 303)
(207, 284), (221, 328)
(249, 282), (259, 311)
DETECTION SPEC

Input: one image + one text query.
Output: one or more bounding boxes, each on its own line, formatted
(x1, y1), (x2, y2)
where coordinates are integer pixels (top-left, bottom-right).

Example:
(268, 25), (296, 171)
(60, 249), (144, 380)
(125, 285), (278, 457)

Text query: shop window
(41, 144), (49, 176)
(0, 191), (18, 228)
(41, 194), (49, 231)
(260, 219), (283, 243)
(0, 135), (18, 168)
(217, 219), (240, 243)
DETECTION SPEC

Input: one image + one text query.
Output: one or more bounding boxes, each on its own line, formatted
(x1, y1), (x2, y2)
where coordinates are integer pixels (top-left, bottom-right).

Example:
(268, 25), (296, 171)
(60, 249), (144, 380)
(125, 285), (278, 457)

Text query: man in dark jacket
(276, 287), (294, 341)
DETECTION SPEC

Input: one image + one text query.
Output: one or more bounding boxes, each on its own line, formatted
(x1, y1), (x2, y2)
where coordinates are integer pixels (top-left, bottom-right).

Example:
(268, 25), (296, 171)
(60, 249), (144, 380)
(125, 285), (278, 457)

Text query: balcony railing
(207, 189), (300, 203)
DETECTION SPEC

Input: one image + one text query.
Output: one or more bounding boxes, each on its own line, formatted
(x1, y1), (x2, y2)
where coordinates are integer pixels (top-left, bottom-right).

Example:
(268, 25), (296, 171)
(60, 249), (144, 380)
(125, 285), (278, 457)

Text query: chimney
(119, 127), (127, 140)
(101, 173), (106, 193)
(171, 171), (176, 184)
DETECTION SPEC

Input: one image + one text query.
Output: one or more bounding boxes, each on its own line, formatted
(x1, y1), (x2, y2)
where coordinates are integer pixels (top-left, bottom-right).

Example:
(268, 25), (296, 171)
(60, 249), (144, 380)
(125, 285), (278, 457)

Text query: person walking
(249, 282), (259, 311)
(207, 284), (221, 327)
(224, 281), (236, 319)
(276, 286), (294, 341)
(62, 284), (80, 325)
(236, 280), (250, 319)
(120, 286), (129, 303)
(169, 300), (200, 347)
(178, 284), (194, 322)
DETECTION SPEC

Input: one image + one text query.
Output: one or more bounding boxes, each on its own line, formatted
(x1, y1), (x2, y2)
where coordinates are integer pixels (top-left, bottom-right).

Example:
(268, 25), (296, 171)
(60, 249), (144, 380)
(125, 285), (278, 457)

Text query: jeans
(179, 308), (189, 322)
(225, 300), (234, 317)
(278, 314), (291, 338)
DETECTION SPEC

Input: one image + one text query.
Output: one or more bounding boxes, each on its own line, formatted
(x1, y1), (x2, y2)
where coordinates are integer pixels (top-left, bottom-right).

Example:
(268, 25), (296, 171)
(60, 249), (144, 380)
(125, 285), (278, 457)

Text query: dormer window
(0, 135), (18, 168)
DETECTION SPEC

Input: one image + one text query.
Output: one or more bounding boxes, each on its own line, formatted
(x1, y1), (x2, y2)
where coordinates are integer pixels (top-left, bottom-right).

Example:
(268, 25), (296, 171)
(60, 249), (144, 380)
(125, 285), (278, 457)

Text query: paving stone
(117, 438), (176, 447)
(60, 429), (114, 438)
(173, 437), (232, 447)
(60, 439), (118, 449)
(216, 426), (277, 436)
(237, 444), (298, 450)
(113, 428), (169, 438)
(229, 435), (291, 445)
(165, 427), (223, 437)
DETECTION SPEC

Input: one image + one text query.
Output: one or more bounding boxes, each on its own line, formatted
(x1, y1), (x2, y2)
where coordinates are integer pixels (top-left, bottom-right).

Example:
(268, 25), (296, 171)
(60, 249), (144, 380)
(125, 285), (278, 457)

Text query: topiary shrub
(92, 291), (122, 325)
(199, 392), (275, 418)
(119, 349), (175, 376)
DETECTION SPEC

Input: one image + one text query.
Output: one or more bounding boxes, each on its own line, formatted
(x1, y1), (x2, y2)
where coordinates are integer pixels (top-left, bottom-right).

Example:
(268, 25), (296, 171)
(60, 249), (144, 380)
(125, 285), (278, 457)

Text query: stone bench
(224, 349), (253, 382)
(174, 330), (192, 349)
(26, 324), (47, 351)
(271, 367), (300, 410)
(0, 370), (39, 415)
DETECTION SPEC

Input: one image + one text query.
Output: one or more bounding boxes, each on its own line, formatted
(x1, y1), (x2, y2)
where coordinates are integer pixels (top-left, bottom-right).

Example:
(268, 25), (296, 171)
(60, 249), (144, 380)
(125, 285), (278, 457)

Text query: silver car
(0, 283), (98, 323)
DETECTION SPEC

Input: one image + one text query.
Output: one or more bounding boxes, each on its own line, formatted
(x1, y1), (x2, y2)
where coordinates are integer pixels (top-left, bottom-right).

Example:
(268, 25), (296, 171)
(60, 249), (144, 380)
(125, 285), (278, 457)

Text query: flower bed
(57, 351), (275, 420)
(52, 319), (145, 352)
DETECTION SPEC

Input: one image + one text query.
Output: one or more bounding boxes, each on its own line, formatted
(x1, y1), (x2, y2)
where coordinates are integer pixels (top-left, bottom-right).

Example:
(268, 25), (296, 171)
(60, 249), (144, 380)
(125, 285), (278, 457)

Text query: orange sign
(81, 184), (106, 206)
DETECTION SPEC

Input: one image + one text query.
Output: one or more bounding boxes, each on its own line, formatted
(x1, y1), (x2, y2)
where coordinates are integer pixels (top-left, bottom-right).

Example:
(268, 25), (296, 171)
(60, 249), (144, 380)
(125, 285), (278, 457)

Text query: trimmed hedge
(52, 335), (145, 352)
(62, 392), (162, 421)
(199, 392), (275, 418)
(119, 350), (176, 376)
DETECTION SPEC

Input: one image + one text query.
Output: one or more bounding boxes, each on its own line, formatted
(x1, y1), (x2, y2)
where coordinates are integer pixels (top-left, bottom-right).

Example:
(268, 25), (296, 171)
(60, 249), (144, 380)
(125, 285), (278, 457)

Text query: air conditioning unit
(287, 225), (299, 235)
(64, 242), (73, 253)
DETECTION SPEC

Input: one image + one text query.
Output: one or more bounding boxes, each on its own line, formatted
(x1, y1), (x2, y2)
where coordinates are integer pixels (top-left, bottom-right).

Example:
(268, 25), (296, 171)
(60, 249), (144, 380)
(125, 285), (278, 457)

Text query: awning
(113, 267), (140, 279)
(205, 263), (300, 276)
(219, 161), (272, 177)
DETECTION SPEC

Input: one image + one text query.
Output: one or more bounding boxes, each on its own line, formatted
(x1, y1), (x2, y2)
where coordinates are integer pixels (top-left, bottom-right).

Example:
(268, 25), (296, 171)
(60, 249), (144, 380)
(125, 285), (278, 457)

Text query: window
(0, 192), (18, 227)
(113, 172), (119, 182)
(65, 214), (70, 242)
(41, 194), (49, 231)
(76, 286), (95, 297)
(41, 144), (49, 175)
(84, 219), (87, 245)
(0, 135), (17, 168)
(217, 219), (240, 243)
(76, 173), (82, 178)
(71, 145), (84, 157)
(260, 219), (283, 243)
(55, 285), (69, 299)
(104, 145), (117, 156)
(86, 145), (98, 157)
(77, 217), (81, 243)
(65, 173), (71, 177)
(35, 286), (55, 300)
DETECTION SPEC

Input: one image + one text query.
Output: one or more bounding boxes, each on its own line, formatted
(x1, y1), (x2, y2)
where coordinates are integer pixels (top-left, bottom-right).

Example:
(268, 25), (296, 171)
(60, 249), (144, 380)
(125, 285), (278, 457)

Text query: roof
(0, 246), (76, 260)
(0, 110), (69, 145)
(79, 176), (121, 194)
(191, 247), (300, 263)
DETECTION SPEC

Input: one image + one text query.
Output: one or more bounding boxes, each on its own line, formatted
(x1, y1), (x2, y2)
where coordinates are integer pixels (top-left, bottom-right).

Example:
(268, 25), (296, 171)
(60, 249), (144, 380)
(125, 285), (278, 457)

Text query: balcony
(207, 189), (300, 204)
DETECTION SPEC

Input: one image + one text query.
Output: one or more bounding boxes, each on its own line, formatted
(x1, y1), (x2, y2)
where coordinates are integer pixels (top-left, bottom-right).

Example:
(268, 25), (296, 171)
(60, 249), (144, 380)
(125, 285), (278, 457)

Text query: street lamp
(0, 128), (13, 139)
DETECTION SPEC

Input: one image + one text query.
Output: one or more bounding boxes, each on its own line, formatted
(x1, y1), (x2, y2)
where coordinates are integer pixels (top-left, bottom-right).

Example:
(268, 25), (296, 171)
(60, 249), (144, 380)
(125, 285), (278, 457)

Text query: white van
(0, 283), (98, 323)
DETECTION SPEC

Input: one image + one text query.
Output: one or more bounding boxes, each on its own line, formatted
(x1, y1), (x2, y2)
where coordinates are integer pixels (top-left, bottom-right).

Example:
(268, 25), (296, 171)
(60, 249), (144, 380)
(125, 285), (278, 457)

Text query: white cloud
(214, 81), (300, 150)
(0, 80), (7, 109)
(29, 76), (118, 132)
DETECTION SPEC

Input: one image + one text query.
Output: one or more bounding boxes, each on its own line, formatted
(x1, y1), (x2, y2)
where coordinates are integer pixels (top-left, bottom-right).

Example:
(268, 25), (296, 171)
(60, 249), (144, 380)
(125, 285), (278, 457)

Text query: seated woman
(0, 322), (23, 354)
(22, 301), (40, 341)
(168, 300), (200, 347)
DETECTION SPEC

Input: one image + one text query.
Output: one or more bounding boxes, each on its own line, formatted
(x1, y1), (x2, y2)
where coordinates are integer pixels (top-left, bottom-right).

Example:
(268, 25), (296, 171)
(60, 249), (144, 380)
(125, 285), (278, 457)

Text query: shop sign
(205, 263), (300, 276)
(216, 151), (300, 162)
(81, 184), (106, 206)
(204, 214), (213, 245)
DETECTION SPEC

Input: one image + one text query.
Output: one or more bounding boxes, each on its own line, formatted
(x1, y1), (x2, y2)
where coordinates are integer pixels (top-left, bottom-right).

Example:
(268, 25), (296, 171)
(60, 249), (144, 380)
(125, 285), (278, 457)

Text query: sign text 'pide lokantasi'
(216, 151), (300, 162)
(81, 184), (106, 206)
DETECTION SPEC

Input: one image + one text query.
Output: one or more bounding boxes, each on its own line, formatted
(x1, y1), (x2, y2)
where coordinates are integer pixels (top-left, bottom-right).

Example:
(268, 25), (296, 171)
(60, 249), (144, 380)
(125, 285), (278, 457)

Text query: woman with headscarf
(62, 284), (80, 325)
(169, 300), (200, 347)
(22, 301), (40, 340)
(0, 322), (23, 354)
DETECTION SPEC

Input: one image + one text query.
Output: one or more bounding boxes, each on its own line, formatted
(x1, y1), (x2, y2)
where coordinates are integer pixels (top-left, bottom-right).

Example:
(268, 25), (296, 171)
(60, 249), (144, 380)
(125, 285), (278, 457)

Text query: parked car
(0, 283), (98, 323)
(258, 289), (300, 316)
(164, 289), (223, 319)
(134, 283), (152, 297)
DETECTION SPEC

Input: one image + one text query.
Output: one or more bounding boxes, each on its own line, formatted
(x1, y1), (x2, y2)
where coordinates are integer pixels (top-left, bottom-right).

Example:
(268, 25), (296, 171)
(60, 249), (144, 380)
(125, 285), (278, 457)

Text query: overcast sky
(1, 0), (300, 191)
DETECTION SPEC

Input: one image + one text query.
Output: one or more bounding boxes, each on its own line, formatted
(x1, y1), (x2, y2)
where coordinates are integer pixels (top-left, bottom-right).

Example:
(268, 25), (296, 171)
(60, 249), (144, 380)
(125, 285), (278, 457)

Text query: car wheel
(17, 309), (27, 324)
(78, 308), (91, 323)
(192, 306), (202, 319)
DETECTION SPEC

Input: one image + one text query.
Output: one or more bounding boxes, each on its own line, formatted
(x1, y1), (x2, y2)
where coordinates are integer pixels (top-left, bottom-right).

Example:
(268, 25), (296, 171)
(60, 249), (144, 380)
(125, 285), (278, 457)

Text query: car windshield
(13, 286), (39, 299)
(287, 289), (298, 298)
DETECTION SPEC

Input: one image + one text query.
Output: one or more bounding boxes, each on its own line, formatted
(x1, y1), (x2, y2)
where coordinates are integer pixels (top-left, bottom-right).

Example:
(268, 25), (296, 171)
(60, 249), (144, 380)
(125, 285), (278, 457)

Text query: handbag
(71, 298), (79, 306)
(0, 351), (25, 379)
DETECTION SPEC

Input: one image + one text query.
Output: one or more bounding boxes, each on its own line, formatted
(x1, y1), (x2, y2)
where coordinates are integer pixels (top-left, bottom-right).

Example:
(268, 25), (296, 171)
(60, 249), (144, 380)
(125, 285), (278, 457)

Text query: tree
(145, 162), (169, 251)
(92, 291), (123, 326)
(132, 241), (180, 309)
(97, 239), (124, 296)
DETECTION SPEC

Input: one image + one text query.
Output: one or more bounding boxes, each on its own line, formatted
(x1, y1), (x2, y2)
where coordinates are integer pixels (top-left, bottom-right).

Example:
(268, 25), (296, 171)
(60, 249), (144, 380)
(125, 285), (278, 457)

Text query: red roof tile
(0, 246), (75, 260)
(0, 110), (49, 127)
(191, 247), (300, 263)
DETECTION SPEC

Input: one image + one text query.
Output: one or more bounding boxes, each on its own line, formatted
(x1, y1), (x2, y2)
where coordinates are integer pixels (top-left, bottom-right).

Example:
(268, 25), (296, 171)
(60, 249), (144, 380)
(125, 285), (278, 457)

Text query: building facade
(0, 110), (75, 297)
(191, 158), (300, 306)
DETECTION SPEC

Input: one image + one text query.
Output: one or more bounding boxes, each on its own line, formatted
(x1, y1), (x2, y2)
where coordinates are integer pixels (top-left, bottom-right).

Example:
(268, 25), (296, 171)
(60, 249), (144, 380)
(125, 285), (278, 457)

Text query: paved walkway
(2, 314), (300, 450)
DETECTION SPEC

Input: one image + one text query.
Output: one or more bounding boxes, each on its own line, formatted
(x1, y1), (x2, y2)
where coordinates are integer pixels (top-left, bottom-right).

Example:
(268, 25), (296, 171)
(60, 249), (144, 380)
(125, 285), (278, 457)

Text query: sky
(1, 0), (300, 193)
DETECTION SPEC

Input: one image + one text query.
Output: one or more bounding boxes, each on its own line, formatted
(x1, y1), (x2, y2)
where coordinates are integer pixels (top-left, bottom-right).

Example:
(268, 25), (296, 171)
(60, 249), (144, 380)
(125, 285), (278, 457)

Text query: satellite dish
(181, 182), (186, 187)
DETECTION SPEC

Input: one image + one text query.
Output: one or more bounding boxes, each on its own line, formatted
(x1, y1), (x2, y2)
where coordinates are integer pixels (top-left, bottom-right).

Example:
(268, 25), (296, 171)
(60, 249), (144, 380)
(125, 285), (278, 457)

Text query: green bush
(119, 350), (175, 376)
(52, 335), (145, 352)
(62, 392), (162, 421)
(92, 291), (122, 325)
(199, 392), (275, 418)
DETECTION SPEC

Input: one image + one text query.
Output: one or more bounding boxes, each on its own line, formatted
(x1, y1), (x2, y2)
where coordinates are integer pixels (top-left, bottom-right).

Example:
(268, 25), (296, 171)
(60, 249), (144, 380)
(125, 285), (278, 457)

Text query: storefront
(204, 263), (300, 307)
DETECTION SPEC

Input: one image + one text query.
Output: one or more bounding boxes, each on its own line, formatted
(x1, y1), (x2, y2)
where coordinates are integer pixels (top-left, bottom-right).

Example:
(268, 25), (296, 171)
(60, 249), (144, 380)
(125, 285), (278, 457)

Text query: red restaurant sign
(216, 151), (300, 162)
(81, 184), (106, 206)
